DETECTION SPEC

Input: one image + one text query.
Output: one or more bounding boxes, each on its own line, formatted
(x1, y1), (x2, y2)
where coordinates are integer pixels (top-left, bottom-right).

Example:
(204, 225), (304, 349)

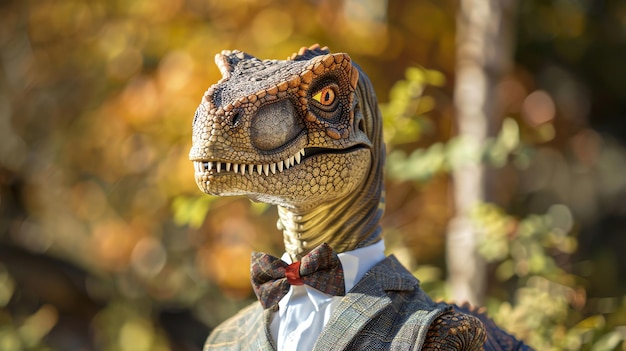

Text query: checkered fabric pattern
(250, 243), (345, 308)
(204, 255), (456, 351)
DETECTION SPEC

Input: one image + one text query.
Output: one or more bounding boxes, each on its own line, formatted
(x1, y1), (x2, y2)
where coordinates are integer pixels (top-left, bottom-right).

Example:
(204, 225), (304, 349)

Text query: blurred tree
(0, 0), (625, 350)
(448, 0), (517, 306)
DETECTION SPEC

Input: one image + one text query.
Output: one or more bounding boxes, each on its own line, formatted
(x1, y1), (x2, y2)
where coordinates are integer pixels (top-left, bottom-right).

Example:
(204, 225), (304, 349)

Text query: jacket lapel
(311, 256), (419, 351)
(255, 306), (277, 351)
(230, 303), (276, 351)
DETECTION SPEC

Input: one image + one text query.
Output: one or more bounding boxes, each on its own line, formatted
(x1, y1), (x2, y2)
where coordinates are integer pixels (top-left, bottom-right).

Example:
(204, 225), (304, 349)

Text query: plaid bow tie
(250, 243), (346, 309)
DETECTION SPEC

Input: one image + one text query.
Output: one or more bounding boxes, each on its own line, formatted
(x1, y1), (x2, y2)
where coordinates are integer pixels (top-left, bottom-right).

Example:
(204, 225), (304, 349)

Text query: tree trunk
(447, 0), (517, 306)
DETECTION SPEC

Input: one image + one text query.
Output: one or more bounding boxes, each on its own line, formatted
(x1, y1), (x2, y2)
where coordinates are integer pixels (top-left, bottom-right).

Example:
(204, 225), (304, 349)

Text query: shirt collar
(278, 240), (386, 301)
(336, 240), (386, 292)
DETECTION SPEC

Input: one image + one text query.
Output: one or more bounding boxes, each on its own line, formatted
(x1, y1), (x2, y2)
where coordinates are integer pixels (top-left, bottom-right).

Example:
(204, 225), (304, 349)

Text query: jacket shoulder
(348, 256), (487, 350)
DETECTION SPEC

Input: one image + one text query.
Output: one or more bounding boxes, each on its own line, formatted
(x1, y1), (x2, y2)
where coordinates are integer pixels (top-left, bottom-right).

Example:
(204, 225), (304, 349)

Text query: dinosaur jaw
(193, 148), (306, 177)
(193, 146), (370, 209)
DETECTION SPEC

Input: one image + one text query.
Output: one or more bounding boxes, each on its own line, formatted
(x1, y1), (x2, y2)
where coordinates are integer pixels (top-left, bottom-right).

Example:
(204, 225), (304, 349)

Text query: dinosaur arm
(423, 312), (486, 351)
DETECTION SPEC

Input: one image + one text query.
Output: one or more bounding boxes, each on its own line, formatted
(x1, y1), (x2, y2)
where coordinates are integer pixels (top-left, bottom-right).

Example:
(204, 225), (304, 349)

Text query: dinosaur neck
(277, 158), (385, 261)
(277, 65), (386, 261)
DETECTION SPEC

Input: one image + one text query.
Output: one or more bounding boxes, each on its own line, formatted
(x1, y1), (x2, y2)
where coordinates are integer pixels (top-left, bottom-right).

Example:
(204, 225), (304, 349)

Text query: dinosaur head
(190, 45), (383, 213)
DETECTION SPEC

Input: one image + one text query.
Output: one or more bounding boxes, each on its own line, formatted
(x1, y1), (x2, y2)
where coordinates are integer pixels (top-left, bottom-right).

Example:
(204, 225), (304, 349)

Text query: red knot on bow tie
(250, 243), (345, 309)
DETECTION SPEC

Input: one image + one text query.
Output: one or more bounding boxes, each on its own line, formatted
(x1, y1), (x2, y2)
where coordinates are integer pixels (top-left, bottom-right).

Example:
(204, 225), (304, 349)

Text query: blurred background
(1, 0), (625, 350)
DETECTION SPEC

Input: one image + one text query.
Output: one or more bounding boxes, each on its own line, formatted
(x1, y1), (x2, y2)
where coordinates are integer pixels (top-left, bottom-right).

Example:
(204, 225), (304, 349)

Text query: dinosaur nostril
(193, 110), (199, 125)
(358, 118), (365, 133)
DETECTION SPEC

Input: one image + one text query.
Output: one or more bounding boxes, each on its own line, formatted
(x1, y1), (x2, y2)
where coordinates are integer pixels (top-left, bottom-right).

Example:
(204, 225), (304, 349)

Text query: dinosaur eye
(312, 86), (336, 106)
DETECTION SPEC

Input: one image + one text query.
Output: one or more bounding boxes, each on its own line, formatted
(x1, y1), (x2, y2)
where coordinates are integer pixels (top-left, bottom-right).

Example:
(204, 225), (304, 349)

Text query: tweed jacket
(204, 255), (454, 351)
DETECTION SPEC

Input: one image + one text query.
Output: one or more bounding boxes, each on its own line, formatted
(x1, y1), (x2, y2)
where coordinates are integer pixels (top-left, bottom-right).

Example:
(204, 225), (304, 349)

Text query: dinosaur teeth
(197, 148), (307, 176)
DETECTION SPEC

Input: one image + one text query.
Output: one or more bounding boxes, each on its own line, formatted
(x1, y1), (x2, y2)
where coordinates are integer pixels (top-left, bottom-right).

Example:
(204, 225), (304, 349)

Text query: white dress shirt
(269, 240), (386, 351)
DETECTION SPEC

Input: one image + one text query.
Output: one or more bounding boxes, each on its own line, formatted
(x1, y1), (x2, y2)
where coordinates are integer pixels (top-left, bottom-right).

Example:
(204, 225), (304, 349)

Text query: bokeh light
(0, 0), (625, 350)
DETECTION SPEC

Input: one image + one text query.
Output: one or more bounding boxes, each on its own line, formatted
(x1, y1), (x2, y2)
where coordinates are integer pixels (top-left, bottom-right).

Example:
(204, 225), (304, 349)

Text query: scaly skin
(424, 309), (486, 350)
(189, 45), (383, 261)
(190, 45), (532, 350)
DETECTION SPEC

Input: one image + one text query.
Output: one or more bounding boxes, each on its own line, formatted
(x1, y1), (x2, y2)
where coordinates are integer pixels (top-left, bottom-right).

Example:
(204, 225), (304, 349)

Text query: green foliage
(172, 195), (217, 229)
(0, 266), (14, 309)
(1, 0), (624, 349)
(0, 266), (54, 351)
(475, 203), (626, 350)
(381, 67), (445, 146)
(382, 65), (626, 350)
(474, 203), (577, 275)
(387, 115), (528, 182)
(92, 301), (170, 351)
(383, 67), (529, 182)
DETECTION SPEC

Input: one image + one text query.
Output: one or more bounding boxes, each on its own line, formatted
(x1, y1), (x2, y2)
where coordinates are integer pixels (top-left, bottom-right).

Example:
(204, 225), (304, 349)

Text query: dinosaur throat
(277, 181), (384, 261)
(192, 145), (366, 177)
